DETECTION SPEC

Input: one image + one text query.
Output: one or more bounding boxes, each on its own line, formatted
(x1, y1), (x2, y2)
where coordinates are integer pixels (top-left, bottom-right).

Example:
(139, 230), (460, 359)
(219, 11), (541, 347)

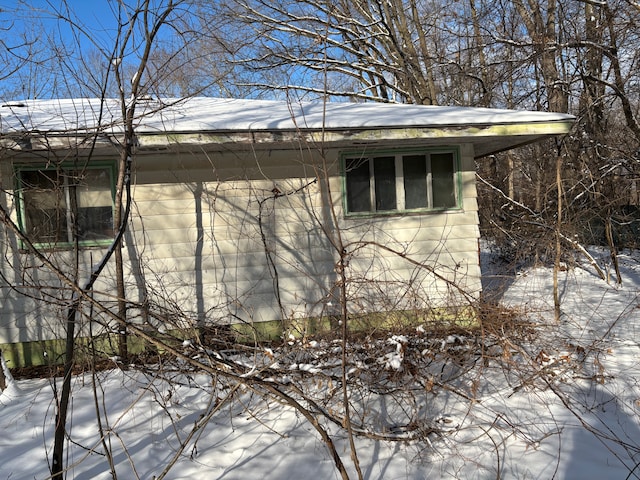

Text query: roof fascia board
(133, 120), (573, 149)
(0, 120), (573, 156)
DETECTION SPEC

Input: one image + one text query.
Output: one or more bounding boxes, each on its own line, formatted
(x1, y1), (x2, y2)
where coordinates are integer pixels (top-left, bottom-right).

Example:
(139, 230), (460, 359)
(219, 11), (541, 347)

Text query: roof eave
(134, 119), (575, 154)
(0, 119), (574, 155)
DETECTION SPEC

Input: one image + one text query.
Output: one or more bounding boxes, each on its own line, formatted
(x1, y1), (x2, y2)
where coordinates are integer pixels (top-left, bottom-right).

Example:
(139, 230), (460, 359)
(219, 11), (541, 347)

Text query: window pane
(21, 170), (68, 243)
(77, 207), (113, 240)
(346, 158), (371, 212)
(75, 168), (113, 240)
(373, 156), (396, 211)
(431, 152), (456, 208)
(403, 155), (428, 209)
(75, 169), (112, 208)
(19, 167), (114, 245)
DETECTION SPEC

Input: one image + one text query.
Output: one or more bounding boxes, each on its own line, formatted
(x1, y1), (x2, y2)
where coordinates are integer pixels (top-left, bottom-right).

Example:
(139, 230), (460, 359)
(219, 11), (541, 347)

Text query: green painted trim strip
(2, 307), (478, 368)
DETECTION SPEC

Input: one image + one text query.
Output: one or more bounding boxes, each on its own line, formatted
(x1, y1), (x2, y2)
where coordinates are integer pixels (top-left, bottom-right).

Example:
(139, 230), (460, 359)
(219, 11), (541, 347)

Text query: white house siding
(127, 149), (338, 329)
(0, 242), (122, 345)
(123, 143), (482, 332)
(0, 142), (481, 351)
(333, 144), (481, 317)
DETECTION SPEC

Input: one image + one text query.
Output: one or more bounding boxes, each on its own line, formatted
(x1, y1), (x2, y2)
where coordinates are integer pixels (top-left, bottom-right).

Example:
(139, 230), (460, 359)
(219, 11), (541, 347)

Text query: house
(0, 97), (574, 367)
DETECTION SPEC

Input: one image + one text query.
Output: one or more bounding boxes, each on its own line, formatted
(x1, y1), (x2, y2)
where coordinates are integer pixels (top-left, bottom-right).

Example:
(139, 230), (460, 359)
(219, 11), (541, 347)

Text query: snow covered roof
(0, 97), (574, 157)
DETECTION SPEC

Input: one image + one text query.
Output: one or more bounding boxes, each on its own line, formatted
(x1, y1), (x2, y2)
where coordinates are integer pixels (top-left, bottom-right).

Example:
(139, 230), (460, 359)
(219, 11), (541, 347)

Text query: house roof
(0, 97), (574, 158)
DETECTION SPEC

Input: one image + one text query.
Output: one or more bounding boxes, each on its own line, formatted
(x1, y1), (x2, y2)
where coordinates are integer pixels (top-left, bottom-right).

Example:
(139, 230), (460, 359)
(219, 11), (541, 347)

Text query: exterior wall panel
(0, 143), (482, 357)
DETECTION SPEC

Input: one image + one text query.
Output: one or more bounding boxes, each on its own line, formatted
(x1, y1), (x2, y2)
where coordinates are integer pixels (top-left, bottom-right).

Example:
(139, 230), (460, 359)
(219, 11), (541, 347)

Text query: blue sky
(0, 1), (120, 53)
(0, 1), (175, 51)
(70, 1), (121, 41)
(4, 2), (114, 29)
(0, 1), (185, 98)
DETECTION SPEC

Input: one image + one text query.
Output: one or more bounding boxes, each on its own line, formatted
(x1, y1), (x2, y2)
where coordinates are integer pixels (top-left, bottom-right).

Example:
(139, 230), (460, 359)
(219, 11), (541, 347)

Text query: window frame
(14, 161), (117, 249)
(341, 147), (462, 217)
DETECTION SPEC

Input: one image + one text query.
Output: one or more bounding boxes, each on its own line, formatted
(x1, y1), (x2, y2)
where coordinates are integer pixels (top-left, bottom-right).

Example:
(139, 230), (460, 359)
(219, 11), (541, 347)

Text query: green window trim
(14, 161), (117, 250)
(341, 147), (462, 217)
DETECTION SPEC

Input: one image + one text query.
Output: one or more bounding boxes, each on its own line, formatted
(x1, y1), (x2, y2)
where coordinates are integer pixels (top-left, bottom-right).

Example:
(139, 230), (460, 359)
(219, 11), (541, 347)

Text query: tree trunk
(114, 147), (129, 362)
(0, 350), (6, 391)
(605, 211), (622, 285)
(554, 154), (562, 322)
(51, 302), (79, 479)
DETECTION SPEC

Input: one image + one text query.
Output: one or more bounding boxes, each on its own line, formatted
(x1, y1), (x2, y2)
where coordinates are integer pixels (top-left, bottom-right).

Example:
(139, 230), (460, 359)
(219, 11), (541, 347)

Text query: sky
(1, 1), (119, 45)
(0, 1), (182, 99)
(68, 1), (121, 45)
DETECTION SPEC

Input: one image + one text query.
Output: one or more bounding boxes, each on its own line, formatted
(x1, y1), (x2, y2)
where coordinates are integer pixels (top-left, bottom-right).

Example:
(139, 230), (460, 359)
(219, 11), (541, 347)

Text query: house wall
(0, 142), (481, 364)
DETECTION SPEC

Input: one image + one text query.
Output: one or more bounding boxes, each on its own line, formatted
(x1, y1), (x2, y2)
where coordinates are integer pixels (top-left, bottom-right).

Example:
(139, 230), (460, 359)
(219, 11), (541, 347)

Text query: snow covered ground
(1, 248), (640, 479)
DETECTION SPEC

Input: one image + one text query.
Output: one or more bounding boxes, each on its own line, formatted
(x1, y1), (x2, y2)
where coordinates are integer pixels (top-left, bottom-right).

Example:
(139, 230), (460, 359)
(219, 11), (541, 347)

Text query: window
(17, 165), (115, 246)
(343, 150), (459, 214)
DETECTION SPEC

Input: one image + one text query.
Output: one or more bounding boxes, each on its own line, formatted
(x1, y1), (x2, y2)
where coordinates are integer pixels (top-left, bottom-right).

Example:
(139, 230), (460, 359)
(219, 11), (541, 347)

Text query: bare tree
(4, 1), (640, 478)
(0, 1), (196, 477)
(49, 1), (188, 476)
(193, 0), (506, 104)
